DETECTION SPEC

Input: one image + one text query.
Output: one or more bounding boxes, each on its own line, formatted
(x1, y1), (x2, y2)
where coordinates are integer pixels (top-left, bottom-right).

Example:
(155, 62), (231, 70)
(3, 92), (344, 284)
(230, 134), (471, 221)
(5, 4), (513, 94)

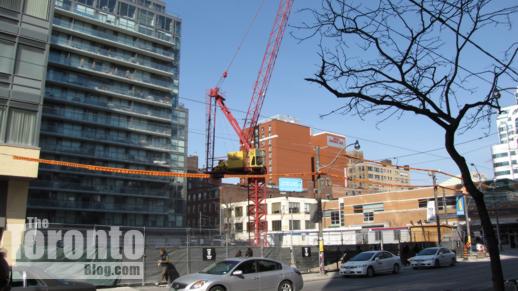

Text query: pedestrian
(401, 245), (410, 266)
(245, 247), (253, 257)
(156, 248), (173, 286)
(235, 249), (242, 257)
(0, 249), (10, 291)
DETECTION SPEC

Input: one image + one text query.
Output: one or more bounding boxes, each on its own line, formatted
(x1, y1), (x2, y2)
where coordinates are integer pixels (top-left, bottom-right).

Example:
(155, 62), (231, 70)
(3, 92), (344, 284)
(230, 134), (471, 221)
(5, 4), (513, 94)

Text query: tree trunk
(444, 128), (504, 290)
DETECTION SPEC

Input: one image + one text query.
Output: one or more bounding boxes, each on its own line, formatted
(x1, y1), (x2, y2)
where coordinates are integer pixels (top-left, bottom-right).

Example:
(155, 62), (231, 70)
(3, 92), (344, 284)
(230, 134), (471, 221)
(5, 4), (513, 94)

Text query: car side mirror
(232, 270), (243, 277)
(374, 257), (380, 262)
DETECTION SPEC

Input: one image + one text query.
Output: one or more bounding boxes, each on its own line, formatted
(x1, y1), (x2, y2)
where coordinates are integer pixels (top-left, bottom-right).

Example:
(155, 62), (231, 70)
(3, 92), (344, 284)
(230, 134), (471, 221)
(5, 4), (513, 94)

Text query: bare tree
(299, 0), (518, 289)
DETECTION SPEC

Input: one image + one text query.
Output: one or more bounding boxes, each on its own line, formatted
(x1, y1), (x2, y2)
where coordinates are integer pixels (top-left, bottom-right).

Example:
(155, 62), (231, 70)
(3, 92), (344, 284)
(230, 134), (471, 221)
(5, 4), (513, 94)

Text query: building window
(305, 220), (316, 229)
(289, 202), (300, 214)
(330, 211), (340, 226)
(339, 202), (345, 226)
(364, 203), (384, 212)
(363, 212), (374, 222)
(24, 0), (50, 19)
(418, 199), (428, 208)
(0, 0), (21, 11)
(118, 2), (136, 18)
(353, 205), (363, 213)
(304, 203), (312, 214)
(271, 220), (281, 231)
(375, 230), (382, 241)
(289, 220), (300, 230)
(139, 9), (154, 26)
(0, 40), (15, 74)
(494, 161), (510, 167)
(235, 223), (243, 233)
(15, 45), (46, 80)
(271, 202), (281, 214)
(394, 230), (401, 241)
(6, 109), (37, 146)
(235, 206), (243, 217)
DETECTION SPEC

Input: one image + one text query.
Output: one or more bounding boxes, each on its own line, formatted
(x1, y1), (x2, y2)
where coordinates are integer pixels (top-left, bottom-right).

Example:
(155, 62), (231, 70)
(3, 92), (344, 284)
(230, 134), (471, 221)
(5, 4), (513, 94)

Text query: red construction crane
(205, 0), (294, 246)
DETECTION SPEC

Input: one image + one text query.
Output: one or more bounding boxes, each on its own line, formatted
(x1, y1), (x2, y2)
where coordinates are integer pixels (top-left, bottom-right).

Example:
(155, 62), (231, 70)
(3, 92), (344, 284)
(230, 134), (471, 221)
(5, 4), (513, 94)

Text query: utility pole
(431, 172), (442, 245)
(315, 146), (325, 275)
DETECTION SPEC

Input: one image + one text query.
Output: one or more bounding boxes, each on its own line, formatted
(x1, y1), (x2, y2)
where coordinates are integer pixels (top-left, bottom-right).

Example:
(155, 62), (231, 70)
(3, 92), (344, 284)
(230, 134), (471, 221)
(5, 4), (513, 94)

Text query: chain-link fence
(13, 223), (462, 287)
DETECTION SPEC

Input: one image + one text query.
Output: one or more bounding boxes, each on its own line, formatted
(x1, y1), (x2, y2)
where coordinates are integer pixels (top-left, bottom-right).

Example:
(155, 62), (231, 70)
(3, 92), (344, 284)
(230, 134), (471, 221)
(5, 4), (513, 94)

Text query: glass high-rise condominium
(27, 0), (187, 227)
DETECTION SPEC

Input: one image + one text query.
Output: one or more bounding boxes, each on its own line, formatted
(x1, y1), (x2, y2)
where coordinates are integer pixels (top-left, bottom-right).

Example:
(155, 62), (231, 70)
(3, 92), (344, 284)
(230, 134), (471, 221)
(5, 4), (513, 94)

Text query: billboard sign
(426, 200), (435, 221)
(279, 178), (303, 192)
(327, 135), (346, 148)
(456, 195), (466, 216)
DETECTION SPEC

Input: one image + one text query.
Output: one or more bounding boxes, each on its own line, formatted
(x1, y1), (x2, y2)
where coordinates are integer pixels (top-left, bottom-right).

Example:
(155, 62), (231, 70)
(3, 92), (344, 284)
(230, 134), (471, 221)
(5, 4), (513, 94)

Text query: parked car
(170, 257), (303, 291)
(10, 266), (96, 291)
(339, 251), (401, 277)
(410, 247), (456, 269)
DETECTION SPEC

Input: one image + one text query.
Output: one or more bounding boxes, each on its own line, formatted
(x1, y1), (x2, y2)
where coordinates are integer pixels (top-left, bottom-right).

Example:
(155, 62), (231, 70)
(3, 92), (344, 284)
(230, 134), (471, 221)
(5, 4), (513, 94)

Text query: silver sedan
(410, 247), (457, 268)
(340, 251), (401, 277)
(170, 257), (303, 291)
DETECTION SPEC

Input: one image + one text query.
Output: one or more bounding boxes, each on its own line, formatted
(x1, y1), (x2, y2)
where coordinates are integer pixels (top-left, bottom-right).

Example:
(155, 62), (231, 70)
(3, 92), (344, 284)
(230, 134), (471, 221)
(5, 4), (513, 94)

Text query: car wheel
(434, 259), (440, 268)
(278, 280), (293, 291)
(366, 267), (375, 278)
(209, 285), (226, 291)
(392, 264), (400, 274)
(450, 258), (456, 266)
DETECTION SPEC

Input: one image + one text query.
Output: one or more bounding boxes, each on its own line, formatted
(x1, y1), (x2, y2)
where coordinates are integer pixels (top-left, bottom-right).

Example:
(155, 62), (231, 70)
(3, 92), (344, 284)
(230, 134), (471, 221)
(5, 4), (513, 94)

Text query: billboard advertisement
(327, 135), (346, 148)
(426, 200), (435, 221)
(456, 195), (466, 216)
(279, 177), (303, 192)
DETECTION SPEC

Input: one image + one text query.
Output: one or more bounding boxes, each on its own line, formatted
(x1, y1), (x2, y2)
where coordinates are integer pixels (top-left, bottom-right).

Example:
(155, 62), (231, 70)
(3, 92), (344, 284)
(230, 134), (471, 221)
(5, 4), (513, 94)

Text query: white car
(410, 247), (456, 269)
(340, 251), (401, 277)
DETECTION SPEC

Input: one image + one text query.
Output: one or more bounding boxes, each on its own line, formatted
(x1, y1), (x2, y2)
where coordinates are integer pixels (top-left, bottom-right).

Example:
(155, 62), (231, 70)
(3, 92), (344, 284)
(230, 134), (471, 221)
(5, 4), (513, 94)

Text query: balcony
(40, 143), (171, 168)
(46, 68), (174, 107)
(45, 89), (172, 122)
(31, 180), (169, 198)
(27, 198), (168, 214)
(54, 2), (177, 44)
(48, 53), (173, 92)
(51, 34), (176, 76)
(52, 13), (177, 58)
(42, 107), (171, 137)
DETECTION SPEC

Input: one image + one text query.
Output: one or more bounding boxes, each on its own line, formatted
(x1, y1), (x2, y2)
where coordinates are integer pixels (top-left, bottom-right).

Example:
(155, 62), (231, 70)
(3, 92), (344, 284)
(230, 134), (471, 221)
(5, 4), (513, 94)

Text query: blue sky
(166, 0), (518, 184)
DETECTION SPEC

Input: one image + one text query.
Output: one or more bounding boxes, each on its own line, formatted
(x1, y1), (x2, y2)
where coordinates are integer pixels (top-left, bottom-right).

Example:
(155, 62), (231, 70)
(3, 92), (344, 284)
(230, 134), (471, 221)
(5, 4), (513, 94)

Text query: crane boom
(243, 0), (294, 143)
(206, 0), (295, 246)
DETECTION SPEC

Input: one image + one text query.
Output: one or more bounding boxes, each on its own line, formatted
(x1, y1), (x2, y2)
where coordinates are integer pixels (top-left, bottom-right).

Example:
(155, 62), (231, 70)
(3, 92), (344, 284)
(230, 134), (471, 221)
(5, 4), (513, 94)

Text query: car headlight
(190, 280), (207, 289)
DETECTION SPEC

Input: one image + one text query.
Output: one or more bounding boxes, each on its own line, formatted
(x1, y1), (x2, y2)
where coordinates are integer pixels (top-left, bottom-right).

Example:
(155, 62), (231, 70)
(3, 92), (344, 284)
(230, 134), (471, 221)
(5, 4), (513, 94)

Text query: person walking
(245, 247), (253, 257)
(0, 249), (10, 291)
(235, 249), (242, 257)
(157, 248), (173, 286)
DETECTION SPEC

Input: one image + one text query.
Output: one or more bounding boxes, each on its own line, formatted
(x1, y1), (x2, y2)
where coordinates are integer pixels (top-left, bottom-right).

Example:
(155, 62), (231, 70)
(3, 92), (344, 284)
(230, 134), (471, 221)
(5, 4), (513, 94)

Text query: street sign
(279, 178), (303, 192)
(301, 247), (311, 257)
(202, 248), (216, 261)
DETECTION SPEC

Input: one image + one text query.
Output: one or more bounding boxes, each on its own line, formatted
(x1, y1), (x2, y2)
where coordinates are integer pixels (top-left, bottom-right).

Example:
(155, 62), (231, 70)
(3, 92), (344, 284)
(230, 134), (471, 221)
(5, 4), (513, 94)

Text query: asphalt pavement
(305, 257), (518, 291)
(99, 255), (518, 291)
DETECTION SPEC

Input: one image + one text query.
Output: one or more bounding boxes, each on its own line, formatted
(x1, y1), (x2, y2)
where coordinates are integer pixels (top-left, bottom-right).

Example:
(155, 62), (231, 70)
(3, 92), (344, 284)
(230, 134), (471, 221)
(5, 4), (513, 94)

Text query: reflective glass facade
(27, 0), (187, 227)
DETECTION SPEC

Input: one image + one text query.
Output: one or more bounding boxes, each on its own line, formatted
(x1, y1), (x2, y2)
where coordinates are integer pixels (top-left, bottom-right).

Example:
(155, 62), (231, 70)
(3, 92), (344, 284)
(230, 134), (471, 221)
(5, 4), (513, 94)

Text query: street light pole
(314, 140), (360, 275)
(315, 146), (325, 275)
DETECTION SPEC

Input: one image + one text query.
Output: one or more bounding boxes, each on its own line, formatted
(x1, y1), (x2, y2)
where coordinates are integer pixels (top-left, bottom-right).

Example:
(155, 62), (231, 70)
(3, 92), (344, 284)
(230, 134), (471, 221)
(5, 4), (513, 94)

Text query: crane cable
(216, 0), (268, 87)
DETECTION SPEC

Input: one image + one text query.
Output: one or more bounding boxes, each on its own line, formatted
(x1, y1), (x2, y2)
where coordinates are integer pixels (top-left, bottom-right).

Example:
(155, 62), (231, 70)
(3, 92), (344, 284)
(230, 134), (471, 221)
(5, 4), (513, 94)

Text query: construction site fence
(15, 224), (463, 287)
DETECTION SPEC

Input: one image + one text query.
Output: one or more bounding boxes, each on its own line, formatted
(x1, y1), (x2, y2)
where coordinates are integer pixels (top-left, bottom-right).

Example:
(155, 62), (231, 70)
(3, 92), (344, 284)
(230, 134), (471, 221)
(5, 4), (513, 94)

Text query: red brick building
(253, 115), (349, 197)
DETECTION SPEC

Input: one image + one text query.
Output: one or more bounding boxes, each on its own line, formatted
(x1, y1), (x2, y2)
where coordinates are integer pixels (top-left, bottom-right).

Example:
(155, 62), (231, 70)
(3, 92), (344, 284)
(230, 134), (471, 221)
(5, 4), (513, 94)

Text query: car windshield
(417, 248), (438, 256)
(349, 252), (376, 261)
(200, 260), (240, 275)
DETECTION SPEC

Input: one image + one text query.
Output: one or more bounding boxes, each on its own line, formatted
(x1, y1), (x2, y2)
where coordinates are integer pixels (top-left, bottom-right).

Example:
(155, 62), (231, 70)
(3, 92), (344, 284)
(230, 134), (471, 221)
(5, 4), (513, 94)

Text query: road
(305, 258), (518, 291)
(100, 258), (518, 291)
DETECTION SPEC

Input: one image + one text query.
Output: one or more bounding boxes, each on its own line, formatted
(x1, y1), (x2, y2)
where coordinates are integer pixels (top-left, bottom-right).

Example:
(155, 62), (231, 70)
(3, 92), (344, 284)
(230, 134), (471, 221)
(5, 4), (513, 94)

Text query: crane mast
(206, 0), (294, 246)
